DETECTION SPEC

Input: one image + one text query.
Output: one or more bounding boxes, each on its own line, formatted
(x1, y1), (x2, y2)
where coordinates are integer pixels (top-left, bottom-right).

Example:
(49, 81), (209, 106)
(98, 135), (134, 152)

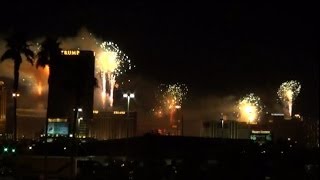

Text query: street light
(123, 93), (134, 138)
(123, 93), (135, 113)
(12, 93), (20, 97)
(174, 105), (183, 136)
(12, 92), (20, 141)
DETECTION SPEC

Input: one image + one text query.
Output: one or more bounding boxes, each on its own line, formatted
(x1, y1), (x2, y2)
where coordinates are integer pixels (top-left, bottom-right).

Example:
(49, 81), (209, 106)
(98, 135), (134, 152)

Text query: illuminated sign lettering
(271, 113), (284, 116)
(294, 114), (301, 118)
(48, 118), (68, 122)
(251, 130), (271, 134)
(61, 50), (80, 56)
(113, 111), (126, 115)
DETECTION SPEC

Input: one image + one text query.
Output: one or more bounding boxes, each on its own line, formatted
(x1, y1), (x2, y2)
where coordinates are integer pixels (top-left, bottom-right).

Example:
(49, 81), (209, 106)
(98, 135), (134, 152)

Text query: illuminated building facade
(47, 50), (95, 137)
(250, 130), (272, 144)
(90, 111), (137, 140)
(0, 81), (6, 134)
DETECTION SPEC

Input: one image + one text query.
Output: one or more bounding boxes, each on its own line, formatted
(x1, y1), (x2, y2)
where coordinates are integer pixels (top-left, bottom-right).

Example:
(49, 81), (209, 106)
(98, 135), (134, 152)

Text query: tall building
(302, 118), (319, 148)
(0, 81), (6, 134)
(47, 50), (95, 137)
(90, 110), (137, 140)
(264, 113), (304, 144)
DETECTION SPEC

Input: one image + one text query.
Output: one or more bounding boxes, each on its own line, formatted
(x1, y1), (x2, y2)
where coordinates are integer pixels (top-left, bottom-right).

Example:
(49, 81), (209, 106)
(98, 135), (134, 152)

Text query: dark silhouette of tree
(36, 36), (62, 81)
(0, 33), (34, 141)
(36, 36), (62, 179)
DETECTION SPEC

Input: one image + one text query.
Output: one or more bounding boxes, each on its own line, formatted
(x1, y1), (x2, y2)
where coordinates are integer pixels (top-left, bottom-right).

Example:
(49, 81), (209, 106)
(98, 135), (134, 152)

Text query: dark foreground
(1, 135), (319, 179)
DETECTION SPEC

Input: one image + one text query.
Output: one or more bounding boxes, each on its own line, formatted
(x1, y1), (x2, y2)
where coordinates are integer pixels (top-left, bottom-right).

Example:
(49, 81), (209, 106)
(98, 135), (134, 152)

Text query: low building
(202, 120), (251, 139)
(90, 110), (137, 140)
(16, 108), (46, 139)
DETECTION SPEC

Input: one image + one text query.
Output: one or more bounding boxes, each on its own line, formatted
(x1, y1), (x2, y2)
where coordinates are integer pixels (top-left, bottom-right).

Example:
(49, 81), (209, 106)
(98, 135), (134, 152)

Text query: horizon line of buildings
(0, 50), (318, 148)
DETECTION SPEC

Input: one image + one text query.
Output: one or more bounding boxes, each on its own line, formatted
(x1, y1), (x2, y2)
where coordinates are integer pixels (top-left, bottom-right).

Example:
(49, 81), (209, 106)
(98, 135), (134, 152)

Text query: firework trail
(237, 93), (263, 124)
(277, 80), (301, 117)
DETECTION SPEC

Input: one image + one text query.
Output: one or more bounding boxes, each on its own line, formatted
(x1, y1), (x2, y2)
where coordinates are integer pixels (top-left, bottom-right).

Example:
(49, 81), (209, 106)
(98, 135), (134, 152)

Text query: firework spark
(277, 80), (301, 117)
(156, 83), (188, 124)
(237, 93), (263, 124)
(96, 42), (131, 108)
(161, 83), (188, 109)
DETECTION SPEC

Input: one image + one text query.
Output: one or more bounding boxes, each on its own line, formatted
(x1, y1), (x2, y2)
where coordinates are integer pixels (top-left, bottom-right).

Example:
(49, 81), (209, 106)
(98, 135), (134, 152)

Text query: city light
(12, 93), (20, 97)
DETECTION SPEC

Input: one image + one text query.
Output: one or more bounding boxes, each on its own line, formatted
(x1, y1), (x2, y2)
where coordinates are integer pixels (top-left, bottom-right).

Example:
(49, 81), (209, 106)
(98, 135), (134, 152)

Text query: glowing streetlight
(12, 93), (20, 97)
(123, 93), (134, 138)
(11, 92), (20, 141)
(123, 93), (135, 113)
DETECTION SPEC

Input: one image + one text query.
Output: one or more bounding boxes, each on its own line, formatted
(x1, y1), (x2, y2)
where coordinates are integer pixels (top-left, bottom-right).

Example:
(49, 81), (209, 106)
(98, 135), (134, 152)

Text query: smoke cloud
(0, 27), (130, 110)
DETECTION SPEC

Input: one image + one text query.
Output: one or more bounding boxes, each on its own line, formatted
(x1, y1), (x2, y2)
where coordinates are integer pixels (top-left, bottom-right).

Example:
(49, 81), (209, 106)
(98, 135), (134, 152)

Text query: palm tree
(36, 36), (61, 180)
(1, 33), (34, 141)
(36, 36), (62, 137)
(36, 37), (61, 70)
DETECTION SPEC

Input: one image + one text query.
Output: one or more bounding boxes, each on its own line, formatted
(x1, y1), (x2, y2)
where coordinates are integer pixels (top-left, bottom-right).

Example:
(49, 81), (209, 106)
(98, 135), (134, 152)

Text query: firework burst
(277, 80), (301, 117)
(160, 83), (188, 109)
(96, 41), (131, 108)
(237, 93), (263, 124)
(155, 83), (188, 123)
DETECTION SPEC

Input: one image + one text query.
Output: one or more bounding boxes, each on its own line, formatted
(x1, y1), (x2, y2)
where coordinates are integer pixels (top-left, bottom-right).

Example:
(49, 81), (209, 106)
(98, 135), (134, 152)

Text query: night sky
(0, 1), (318, 128)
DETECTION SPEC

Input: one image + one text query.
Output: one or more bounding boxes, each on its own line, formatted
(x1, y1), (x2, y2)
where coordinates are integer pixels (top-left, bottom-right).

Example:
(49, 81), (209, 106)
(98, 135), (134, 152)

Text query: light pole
(12, 92), (20, 140)
(175, 105), (182, 136)
(123, 93), (134, 138)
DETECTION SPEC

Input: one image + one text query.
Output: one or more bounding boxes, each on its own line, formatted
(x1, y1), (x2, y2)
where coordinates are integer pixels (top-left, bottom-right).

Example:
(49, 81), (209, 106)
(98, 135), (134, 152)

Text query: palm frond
(1, 49), (18, 61)
(36, 51), (49, 68)
(22, 48), (35, 65)
(36, 36), (62, 68)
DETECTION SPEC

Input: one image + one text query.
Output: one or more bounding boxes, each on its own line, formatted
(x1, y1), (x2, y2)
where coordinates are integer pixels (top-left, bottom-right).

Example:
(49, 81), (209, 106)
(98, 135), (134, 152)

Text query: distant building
(264, 112), (304, 145)
(202, 120), (251, 139)
(0, 81), (6, 134)
(47, 50), (95, 137)
(16, 108), (46, 139)
(302, 117), (319, 148)
(153, 108), (183, 136)
(90, 110), (137, 140)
